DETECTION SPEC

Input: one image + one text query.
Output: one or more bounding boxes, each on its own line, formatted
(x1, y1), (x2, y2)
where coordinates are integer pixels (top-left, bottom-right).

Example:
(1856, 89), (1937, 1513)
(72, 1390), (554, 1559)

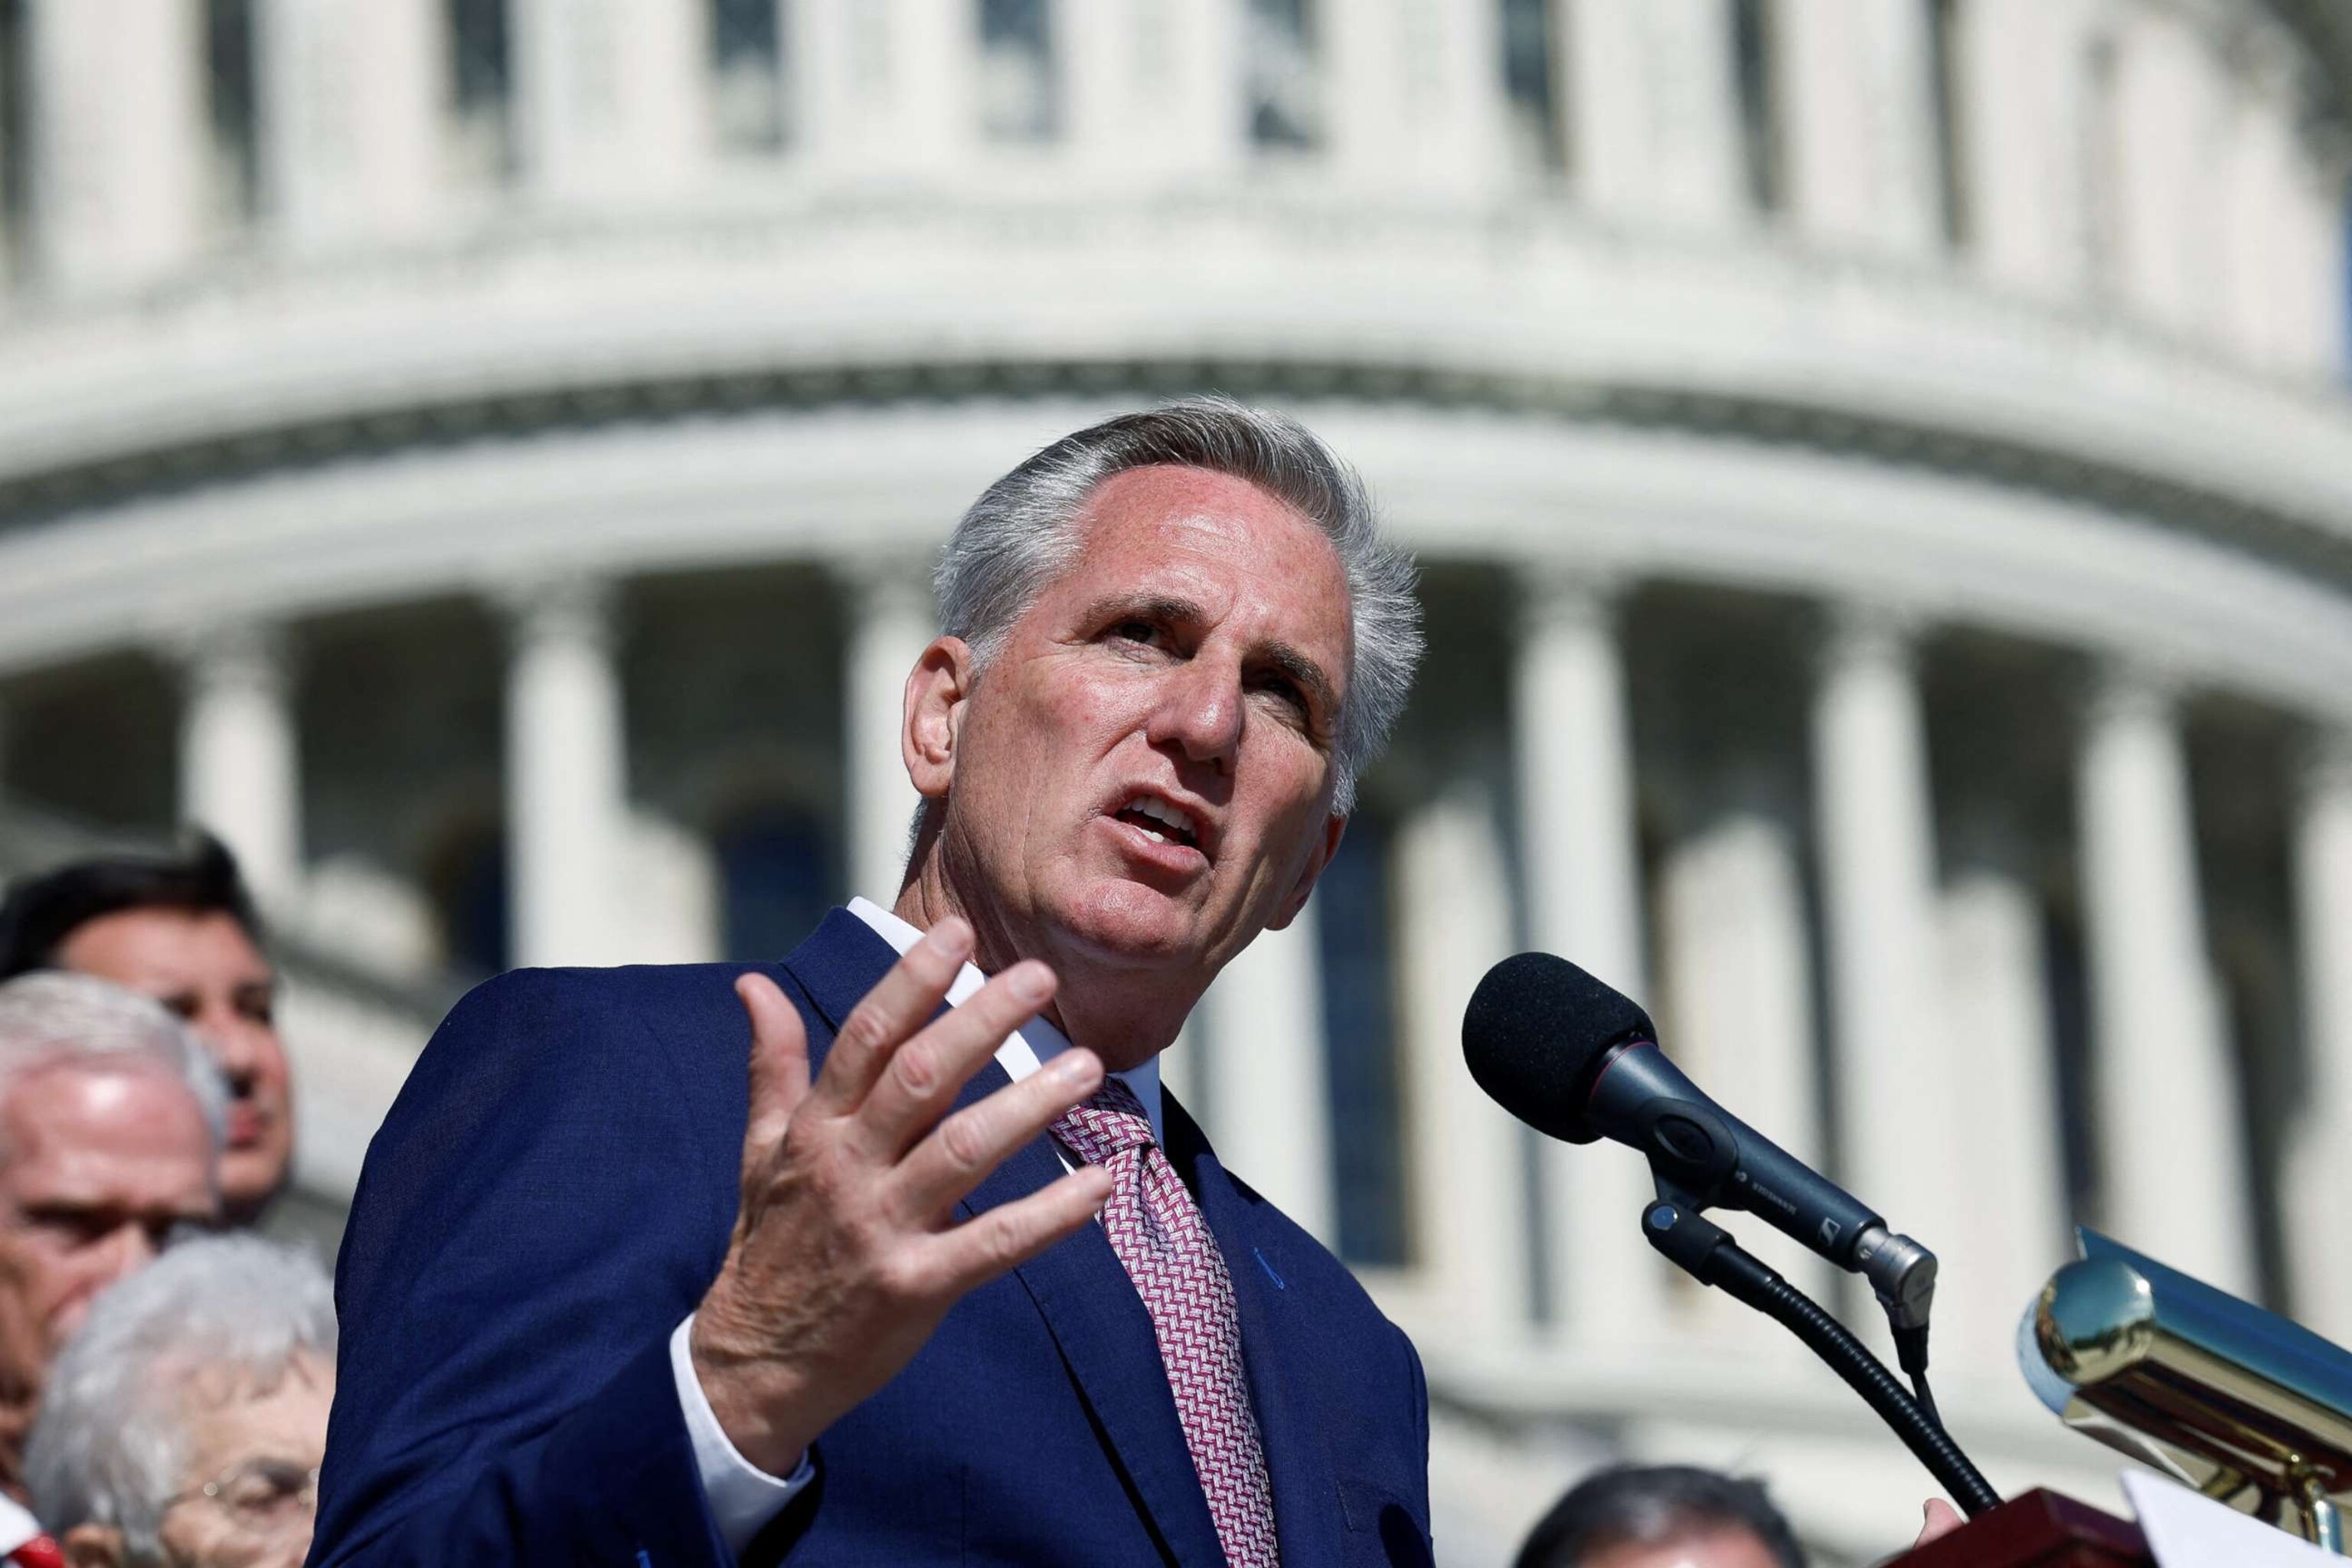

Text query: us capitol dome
(0, 1), (2347, 1560)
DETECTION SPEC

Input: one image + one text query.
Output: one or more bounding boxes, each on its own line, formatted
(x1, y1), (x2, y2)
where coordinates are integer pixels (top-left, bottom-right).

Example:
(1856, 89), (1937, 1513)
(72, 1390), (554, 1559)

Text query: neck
(893, 851), (1208, 1074)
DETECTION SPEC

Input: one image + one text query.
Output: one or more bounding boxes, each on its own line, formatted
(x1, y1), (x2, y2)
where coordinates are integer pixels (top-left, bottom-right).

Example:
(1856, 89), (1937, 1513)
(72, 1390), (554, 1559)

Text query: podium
(1891, 1489), (2151, 1566)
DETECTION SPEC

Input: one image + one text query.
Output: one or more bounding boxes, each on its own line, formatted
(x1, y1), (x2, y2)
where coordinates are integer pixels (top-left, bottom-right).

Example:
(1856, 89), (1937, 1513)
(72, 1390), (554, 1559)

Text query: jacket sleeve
(307, 965), (762, 1567)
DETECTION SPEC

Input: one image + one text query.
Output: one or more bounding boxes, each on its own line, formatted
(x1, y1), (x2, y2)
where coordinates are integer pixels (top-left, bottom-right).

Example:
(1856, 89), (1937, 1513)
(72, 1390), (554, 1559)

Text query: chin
(1053, 882), (1213, 967)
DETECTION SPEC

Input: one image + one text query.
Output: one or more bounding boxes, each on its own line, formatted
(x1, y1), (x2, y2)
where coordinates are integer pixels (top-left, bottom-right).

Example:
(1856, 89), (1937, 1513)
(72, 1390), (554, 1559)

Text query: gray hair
(0, 972), (227, 1159)
(25, 1235), (336, 1564)
(935, 397), (1423, 813)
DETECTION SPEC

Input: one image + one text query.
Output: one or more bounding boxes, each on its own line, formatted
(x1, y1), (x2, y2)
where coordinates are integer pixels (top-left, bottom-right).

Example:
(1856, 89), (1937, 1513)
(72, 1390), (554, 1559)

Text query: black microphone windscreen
(1461, 952), (1656, 1144)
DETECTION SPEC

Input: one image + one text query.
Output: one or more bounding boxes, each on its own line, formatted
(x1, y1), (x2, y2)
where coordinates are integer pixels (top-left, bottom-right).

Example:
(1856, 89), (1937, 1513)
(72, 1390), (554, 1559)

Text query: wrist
(691, 1282), (825, 1477)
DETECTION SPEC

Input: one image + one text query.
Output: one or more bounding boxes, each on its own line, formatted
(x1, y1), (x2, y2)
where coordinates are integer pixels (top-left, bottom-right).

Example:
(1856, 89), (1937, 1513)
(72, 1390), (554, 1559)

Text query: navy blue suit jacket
(309, 908), (1433, 1566)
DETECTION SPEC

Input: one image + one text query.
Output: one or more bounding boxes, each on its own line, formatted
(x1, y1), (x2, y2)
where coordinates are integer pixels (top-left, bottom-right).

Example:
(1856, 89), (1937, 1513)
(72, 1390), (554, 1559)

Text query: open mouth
(1113, 795), (1202, 853)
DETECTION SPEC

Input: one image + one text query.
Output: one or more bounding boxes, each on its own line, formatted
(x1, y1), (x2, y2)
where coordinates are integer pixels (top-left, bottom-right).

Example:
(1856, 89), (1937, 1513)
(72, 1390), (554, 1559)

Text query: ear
(902, 636), (977, 802)
(1266, 814), (1348, 932)
(62, 1524), (128, 1568)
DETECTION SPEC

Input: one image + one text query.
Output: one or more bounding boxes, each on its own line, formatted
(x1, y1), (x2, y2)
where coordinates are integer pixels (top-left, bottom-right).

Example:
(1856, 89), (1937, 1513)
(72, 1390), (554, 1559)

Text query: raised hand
(689, 918), (1113, 1476)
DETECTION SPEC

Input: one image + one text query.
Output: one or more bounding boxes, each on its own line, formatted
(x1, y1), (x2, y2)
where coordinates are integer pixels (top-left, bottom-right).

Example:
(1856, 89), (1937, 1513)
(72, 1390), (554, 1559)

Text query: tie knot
(1052, 1076), (1153, 1166)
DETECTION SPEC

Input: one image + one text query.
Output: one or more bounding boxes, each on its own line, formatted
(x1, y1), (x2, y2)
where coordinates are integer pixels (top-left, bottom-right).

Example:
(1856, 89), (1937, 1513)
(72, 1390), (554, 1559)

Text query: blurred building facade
(0, 1), (2348, 1561)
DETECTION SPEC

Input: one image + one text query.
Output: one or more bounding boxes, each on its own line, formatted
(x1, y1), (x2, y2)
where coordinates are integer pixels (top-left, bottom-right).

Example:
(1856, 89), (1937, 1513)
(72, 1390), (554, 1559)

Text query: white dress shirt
(671, 897), (1163, 1552)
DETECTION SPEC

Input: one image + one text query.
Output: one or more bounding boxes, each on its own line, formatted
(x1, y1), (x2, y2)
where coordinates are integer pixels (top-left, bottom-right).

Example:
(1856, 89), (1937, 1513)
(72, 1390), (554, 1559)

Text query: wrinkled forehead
(1057, 466), (1355, 642)
(0, 1055), (203, 1149)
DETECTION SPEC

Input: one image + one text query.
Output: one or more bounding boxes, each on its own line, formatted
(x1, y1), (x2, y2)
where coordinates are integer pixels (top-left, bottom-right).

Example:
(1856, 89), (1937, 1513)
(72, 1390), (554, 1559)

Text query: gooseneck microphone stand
(1642, 1196), (2004, 1519)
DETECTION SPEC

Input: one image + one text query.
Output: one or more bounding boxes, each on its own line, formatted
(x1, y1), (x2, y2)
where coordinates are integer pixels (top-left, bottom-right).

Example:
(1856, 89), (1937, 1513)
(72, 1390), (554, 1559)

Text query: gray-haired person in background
(1514, 1465), (1806, 1568)
(27, 1235), (333, 1568)
(0, 975), (226, 1508)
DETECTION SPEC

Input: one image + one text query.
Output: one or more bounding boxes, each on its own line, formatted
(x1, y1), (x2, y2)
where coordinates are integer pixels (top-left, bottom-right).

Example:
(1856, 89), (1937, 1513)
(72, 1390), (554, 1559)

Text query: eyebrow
(1086, 593), (1342, 730)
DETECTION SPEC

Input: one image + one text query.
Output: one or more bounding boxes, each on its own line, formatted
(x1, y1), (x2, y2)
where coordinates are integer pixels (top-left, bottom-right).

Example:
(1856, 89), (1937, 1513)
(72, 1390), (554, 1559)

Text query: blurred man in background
(1514, 1465), (1805, 1568)
(0, 974), (225, 1512)
(26, 1233), (333, 1568)
(0, 838), (293, 1224)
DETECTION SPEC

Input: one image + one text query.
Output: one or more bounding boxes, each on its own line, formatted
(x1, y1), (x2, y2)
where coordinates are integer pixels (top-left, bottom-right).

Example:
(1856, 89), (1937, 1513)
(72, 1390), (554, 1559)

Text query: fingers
(928, 1165), (1115, 1293)
(1914, 1499), (1965, 1546)
(805, 920), (975, 1118)
(893, 1047), (1103, 1220)
(857, 961), (1058, 1157)
(735, 973), (811, 1170)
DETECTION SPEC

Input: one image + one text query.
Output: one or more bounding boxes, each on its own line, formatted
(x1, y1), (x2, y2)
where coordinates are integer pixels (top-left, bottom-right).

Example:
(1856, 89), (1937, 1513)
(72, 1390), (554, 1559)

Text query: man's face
(0, 1061), (216, 1387)
(1582, 1528), (1785, 1568)
(55, 909), (292, 1223)
(927, 465), (1352, 986)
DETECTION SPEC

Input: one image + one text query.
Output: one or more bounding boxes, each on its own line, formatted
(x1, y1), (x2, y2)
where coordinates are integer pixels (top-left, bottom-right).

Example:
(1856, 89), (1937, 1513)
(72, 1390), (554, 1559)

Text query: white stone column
(2107, 9), (2226, 338)
(1952, 0), (2096, 299)
(1511, 570), (1668, 1341)
(1565, 0), (1743, 232)
(1396, 787), (1531, 1331)
(2216, 70), (2347, 383)
(504, 579), (629, 969)
(2077, 666), (2252, 1292)
(1658, 812), (1826, 1345)
(2287, 736), (2352, 1340)
(1325, 0), (1506, 195)
(1775, 0), (1939, 255)
(511, 0), (710, 201)
(178, 625), (303, 913)
(1060, 0), (1245, 177)
(1935, 869), (2070, 1377)
(1811, 609), (1958, 1253)
(1196, 909), (1334, 1245)
(792, 0), (974, 175)
(254, 0), (438, 249)
(28, 0), (207, 291)
(842, 560), (933, 906)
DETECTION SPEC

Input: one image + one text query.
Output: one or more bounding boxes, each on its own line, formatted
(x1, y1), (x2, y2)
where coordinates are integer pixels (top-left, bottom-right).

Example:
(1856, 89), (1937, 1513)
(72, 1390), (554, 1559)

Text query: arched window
(717, 806), (836, 962)
(1730, 0), (1782, 214)
(710, 0), (786, 153)
(1500, 0), (1563, 175)
(0, 0), (27, 270)
(426, 818), (511, 978)
(447, 0), (515, 185)
(1316, 812), (1408, 1267)
(1247, 0), (1321, 152)
(204, 0), (260, 227)
(1926, 0), (1969, 247)
(978, 0), (1056, 143)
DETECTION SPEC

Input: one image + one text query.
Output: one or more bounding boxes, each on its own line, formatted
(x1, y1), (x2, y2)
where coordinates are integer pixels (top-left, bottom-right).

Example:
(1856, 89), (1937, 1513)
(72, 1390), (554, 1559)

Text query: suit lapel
(1167, 1094), (1349, 1568)
(780, 910), (1224, 1566)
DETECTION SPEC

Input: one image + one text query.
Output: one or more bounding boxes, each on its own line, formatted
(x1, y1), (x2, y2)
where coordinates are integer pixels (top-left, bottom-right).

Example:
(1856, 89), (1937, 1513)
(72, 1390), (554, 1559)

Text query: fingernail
(1054, 1050), (1099, 1085)
(928, 920), (972, 960)
(1010, 963), (1054, 1004)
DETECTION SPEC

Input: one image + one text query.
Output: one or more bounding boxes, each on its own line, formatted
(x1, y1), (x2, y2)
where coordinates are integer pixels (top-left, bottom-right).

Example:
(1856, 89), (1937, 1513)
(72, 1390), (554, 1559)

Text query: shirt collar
(844, 897), (1164, 1145)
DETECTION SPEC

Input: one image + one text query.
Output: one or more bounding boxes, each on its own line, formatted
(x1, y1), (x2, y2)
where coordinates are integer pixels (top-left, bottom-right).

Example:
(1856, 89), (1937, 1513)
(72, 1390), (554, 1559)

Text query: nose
(196, 1005), (263, 1086)
(1148, 649), (1243, 771)
(101, 1220), (161, 1289)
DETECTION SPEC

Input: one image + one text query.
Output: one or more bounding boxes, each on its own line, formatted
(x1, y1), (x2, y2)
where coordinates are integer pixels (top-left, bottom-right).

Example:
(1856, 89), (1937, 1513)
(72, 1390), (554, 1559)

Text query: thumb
(735, 972), (812, 1164)
(1914, 1497), (1965, 1547)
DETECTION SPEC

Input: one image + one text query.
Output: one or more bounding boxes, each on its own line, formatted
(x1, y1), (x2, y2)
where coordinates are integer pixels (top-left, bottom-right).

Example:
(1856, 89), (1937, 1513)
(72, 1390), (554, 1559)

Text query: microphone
(1462, 951), (1936, 1329)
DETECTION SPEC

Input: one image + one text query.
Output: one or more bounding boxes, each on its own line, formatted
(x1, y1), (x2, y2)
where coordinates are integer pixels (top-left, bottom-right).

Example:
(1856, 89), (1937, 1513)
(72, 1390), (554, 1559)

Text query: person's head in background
(0, 974), (226, 1499)
(0, 837), (291, 1225)
(28, 1235), (332, 1568)
(1515, 1465), (1805, 1568)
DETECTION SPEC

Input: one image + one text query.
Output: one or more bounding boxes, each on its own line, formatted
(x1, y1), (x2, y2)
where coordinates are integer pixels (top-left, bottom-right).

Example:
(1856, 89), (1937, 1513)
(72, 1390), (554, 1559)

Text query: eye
(23, 1206), (117, 1249)
(1109, 618), (1160, 645)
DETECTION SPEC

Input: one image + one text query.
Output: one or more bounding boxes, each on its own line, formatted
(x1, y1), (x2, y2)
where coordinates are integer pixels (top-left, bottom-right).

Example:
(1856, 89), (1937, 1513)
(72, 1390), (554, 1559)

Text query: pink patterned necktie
(1053, 1079), (1280, 1568)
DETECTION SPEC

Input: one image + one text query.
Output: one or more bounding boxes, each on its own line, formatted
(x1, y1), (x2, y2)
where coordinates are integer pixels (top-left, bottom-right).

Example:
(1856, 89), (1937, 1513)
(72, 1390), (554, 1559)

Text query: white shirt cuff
(670, 1314), (815, 1553)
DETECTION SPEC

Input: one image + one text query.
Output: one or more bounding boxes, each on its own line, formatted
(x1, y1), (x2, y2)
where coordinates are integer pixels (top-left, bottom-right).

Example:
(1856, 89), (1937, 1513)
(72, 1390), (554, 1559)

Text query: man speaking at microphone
(309, 398), (1433, 1566)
